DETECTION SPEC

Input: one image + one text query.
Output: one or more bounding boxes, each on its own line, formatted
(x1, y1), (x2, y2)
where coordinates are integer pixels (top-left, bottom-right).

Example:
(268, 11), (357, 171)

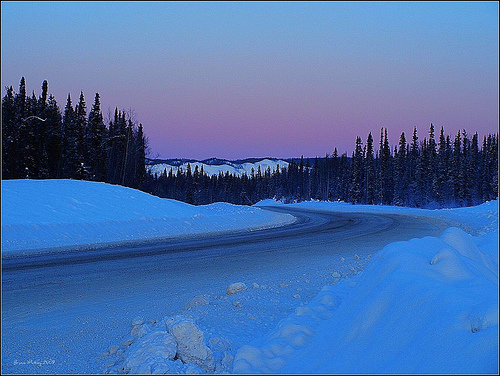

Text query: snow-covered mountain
(147, 158), (289, 177)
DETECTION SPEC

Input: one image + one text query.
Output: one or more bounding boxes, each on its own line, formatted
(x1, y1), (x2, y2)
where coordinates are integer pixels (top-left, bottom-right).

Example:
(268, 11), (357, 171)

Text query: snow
(226, 282), (248, 295)
(2, 179), (498, 374)
(147, 159), (289, 177)
(233, 224), (499, 374)
(1, 179), (295, 254)
(113, 200), (497, 375)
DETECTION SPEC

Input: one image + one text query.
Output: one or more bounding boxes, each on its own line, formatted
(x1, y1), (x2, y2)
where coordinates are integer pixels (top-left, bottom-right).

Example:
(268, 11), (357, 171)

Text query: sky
(1, 1), (498, 160)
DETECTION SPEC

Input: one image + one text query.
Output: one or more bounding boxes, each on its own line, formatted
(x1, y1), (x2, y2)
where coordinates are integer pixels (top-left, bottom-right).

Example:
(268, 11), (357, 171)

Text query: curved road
(1, 206), (450, 374)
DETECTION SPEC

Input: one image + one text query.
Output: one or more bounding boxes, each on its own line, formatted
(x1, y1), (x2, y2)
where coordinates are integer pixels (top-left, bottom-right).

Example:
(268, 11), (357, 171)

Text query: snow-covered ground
(147, 158), (289, 177)
(234, 218), (499, 374)
(105, 199), (498, 375)
(1, 179), (295, 254)
(2, 180), (498, 374)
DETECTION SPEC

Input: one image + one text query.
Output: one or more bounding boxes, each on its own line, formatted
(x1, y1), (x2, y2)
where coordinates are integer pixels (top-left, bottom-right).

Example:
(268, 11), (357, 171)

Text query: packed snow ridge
(1, 179), (295, 254)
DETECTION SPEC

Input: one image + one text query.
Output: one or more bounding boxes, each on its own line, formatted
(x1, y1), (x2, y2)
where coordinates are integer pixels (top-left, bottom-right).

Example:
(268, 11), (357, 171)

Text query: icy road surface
(1, 207), (449, 374)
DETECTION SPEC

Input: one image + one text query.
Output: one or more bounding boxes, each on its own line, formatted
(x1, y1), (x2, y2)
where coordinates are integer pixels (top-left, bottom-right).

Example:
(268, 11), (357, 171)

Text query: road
(1, 206), (450, 374)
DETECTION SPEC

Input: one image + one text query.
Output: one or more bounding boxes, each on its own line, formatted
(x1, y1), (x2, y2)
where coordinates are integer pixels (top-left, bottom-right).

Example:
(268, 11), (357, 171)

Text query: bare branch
(22, 116), (47, 122)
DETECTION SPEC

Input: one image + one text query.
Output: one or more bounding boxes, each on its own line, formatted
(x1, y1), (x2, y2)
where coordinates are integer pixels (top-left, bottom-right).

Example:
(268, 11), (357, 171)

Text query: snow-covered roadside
(102, 251), (376, 374)
(1, 180), (295, 255)
(109, 200), (498, 374)
(233, 225), (498, 374)
(233, 199), (499, 374)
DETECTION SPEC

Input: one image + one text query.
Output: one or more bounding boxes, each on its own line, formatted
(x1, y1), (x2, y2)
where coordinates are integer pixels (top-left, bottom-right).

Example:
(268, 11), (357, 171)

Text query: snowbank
(233, 224), (499, 374)
(1, 179), (295, 254)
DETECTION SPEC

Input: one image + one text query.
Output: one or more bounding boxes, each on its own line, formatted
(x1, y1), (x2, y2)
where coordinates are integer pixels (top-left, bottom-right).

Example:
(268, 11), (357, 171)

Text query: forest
(2, 78), (147, 188)
(2, 78), (498, 209)
(145, 125), (498, 208)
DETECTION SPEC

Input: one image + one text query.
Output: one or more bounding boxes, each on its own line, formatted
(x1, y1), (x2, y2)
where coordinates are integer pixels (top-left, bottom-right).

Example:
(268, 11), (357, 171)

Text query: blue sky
(2, 1), (498, 159)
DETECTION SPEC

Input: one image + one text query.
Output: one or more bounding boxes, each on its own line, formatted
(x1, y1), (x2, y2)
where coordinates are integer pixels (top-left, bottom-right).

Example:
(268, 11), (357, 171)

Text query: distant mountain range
(146, 157), (290, 177)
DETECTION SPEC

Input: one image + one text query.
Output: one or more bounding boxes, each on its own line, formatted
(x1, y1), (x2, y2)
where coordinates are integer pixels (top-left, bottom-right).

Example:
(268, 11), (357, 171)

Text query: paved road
(1, 206), (450, 374)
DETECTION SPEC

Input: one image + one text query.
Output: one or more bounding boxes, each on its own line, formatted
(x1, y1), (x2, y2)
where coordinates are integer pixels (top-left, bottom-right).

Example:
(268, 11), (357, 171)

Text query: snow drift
(1, 179), (295, 254)
(233, 224), (499, 374)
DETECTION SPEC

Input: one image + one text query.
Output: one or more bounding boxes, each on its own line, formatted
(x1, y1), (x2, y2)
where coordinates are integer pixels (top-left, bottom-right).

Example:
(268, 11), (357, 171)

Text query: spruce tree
(61, 93), (81, 178)
(86, 93), (107, 181)
(452, 130), (462, 204)
(18, 91), (41, 178)
(470, 132), (481, 205)
(436, 127), (452, 206)
(427, 123), (437, 203)
(350, 136), (364, 203)
(13, 78), (28, 178)
(133, 123), (147, 188)
(2, 86), (17, 178)
(379, 128), (393, 204)
(409, 127), (419, 206)
(394, 132), (408, 206)
(44, 94), (63, 178)
(74, 91), (88, 179)
(364, 132), (375, 204)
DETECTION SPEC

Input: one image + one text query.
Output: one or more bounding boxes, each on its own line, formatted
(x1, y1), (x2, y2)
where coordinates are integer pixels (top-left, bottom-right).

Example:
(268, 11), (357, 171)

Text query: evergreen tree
(34, 83), (49, 178)
(13, 77), (29, 178)
(379, 128), (393, 204)
(394, 132), (408, 206)
(86, 93), (107, 181)
(2, 86), (17, 178)
(18, 91), (42, 178)
(482, 134), (498, 201)
(435, 127), (452, 206)
(61, 93), (81, 178)
(106, 109), (127, 184)
(44, 94), (63, 178)
(363, 132), (375, 204)
(427, 123), (438, 203)
(39, 80), (48, 112)
(74, 91), (88, 179)
(350, 136), (364, 203)
(452, 130), (462, 204)
(330, 148), (339, 200)
(15, 77), (27, 123)
(122, 117), (135, 186)
(460, 130), (473, 206)
(469, 133), (480, 204)
(408, 126), (419, 206)
(133, 123), (147, 188)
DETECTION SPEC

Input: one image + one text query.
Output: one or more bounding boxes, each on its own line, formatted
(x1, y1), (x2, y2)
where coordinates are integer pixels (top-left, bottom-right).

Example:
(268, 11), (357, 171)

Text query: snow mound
(165, 315), (215, 373)
(233, 227), (499, 374)
(111, 314), (234, 374)
(1, 179), (295, 254)
(122, 331), (178, 374)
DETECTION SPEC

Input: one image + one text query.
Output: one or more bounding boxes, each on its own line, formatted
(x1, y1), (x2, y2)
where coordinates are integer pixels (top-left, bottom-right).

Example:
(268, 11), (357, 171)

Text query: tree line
(2, 77), (497, 209)
(144, 124), (498, 208)
(2, 77), (147, 188)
